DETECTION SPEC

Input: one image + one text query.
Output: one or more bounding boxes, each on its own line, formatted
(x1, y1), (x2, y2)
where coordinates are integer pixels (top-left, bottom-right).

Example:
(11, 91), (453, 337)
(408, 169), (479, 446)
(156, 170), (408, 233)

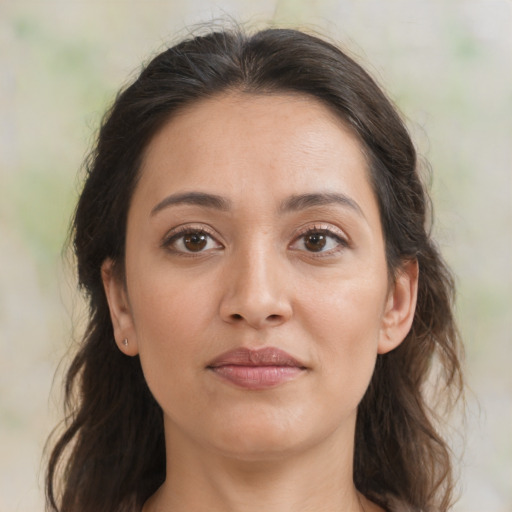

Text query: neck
(144, 417), (372, 512)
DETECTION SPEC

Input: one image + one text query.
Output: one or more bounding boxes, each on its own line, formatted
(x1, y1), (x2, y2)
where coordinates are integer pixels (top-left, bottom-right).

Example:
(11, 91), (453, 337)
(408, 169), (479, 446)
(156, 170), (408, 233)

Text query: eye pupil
(184, 233), (207, 252)
(305, 233), (326, 252)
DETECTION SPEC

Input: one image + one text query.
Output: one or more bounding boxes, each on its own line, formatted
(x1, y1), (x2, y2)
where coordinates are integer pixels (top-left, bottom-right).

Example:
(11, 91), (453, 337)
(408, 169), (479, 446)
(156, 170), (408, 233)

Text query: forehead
(135, 92), (376, 217)
(145, 92), (362, 157)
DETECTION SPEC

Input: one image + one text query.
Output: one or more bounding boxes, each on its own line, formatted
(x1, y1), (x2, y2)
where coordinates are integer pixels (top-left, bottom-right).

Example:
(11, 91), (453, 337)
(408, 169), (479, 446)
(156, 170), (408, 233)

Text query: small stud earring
(122, 338), (128, 346)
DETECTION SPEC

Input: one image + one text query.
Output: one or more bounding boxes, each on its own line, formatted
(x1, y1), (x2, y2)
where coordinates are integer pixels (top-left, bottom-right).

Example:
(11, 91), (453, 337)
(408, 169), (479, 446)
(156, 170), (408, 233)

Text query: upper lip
(207, 347), (306, 368)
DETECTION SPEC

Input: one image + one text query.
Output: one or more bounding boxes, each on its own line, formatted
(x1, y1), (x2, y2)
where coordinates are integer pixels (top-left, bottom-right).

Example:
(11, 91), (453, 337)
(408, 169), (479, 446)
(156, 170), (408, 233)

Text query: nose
(219, 246), (293, 329)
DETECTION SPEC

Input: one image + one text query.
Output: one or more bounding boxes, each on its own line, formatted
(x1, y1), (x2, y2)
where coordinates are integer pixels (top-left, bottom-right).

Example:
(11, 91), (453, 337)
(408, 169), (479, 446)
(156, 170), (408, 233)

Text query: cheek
(298, 270), (388, 397)
(127, 271), (218, 390)
(302, 266), (388, 342)
(130, 265), (216, 337)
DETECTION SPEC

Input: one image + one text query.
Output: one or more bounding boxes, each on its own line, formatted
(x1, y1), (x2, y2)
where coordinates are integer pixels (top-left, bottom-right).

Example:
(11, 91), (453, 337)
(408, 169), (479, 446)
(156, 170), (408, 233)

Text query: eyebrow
(279, 192), (365, 218)
(150, 190), (365, 219)
(150, 192), (231, 216)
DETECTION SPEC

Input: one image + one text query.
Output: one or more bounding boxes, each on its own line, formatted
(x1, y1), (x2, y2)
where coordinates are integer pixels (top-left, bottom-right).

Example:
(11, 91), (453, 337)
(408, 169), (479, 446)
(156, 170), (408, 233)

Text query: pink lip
(207, 347), (307, 390)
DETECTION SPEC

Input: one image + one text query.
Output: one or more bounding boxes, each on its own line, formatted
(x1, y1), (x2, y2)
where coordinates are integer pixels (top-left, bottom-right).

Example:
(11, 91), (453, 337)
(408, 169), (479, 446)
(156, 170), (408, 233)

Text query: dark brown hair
(45, 26), (464, 512)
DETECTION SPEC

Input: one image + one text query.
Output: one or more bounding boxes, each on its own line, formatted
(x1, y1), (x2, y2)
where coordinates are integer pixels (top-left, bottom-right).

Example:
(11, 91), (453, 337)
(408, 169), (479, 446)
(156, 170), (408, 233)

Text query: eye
(290, 228), (347, 254)
(163, 228), (222, 254)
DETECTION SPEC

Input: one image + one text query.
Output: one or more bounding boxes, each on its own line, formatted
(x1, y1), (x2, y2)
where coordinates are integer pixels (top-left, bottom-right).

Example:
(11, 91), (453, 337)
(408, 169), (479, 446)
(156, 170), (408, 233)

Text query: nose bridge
(220, 237), (292, 328)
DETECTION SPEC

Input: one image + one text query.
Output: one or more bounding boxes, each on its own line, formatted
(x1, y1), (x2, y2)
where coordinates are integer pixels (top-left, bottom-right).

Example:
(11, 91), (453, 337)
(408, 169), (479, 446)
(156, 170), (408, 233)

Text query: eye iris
(184, 233), (207, 252)
(305, 233), (327, 252)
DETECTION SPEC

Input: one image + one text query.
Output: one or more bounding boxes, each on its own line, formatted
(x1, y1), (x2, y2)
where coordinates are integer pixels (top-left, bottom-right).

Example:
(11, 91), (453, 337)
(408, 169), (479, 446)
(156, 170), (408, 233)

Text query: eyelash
(162, 225), (222, 256)
(290, 225), (349, 256)
(162, 224), (348, 256)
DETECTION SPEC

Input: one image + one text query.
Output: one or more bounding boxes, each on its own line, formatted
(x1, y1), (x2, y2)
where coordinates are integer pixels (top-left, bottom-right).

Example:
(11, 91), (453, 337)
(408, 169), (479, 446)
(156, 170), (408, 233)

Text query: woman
(45, 26), (464, 512)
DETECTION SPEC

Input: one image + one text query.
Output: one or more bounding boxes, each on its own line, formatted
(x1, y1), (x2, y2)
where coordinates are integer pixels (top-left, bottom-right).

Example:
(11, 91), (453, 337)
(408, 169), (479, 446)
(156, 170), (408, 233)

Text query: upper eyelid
(292, 223), (349, 242)
(161, 224), (223, 249)
(288, 224), (351, 255)
(161, 222), (349, 247)
(163, 224), (219, 239)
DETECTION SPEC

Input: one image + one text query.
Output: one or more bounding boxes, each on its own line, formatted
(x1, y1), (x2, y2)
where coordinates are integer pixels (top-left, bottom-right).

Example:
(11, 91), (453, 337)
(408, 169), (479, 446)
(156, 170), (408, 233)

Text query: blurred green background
(1, 1), (510, 510)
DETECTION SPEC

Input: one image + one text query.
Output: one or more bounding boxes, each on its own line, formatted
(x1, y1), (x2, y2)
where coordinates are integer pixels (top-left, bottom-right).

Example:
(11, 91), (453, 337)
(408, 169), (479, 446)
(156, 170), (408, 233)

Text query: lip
(207, 347), (307, 390)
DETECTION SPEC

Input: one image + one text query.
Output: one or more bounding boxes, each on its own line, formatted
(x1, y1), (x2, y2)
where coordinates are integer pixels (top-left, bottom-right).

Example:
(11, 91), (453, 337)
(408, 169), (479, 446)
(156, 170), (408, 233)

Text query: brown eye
(164, 228), (222, 254)
(290, 228), (347, 255)
(183, 233), (208, 252)
(304, 233), (327, 252)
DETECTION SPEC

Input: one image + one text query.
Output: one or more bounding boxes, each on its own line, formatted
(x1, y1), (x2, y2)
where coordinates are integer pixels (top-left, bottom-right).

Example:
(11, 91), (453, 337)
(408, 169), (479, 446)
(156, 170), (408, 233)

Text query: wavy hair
(45, 26), (464, 512)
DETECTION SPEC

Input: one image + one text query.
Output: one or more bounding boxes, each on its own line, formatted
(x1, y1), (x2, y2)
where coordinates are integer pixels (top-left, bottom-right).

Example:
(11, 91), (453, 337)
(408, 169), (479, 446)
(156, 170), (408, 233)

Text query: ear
(378, 259), (419, 355)
(101, 258), (139, 356)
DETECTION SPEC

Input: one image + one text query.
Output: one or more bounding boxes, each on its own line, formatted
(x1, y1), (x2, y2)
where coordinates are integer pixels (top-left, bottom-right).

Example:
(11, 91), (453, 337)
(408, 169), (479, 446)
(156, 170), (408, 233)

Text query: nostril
(231, 313), (243, 320)
(267, 314), (281, 322)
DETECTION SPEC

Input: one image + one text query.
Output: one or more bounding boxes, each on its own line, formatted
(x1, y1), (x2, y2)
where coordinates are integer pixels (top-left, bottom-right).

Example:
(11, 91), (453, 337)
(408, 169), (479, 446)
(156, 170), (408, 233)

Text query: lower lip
(209, 365), (304, 389)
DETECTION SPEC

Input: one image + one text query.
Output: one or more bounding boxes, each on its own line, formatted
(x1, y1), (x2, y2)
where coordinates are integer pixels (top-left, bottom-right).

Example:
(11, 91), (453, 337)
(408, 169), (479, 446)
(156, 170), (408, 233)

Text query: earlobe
(101, 258), (139, 356)
(378, 259), (419, 355)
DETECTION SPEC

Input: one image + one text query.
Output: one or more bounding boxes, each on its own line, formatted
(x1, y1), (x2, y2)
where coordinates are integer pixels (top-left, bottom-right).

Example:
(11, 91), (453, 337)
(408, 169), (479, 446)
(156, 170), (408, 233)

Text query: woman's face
(103, 92), (417, 460)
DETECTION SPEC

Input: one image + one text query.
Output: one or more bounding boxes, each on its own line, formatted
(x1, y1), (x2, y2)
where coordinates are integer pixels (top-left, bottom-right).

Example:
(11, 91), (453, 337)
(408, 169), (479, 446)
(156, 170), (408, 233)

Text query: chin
(215, 432), (309, 462)
(205, 409), (327, 461)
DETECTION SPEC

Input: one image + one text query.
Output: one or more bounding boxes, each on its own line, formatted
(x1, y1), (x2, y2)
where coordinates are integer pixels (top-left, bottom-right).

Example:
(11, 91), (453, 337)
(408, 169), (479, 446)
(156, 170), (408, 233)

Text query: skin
(102, 92), (418, 512)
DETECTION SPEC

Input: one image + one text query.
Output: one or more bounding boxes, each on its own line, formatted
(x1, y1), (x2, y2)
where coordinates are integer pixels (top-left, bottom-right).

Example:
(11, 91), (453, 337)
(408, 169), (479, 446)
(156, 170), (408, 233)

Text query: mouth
(206, 347), (307, 390)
